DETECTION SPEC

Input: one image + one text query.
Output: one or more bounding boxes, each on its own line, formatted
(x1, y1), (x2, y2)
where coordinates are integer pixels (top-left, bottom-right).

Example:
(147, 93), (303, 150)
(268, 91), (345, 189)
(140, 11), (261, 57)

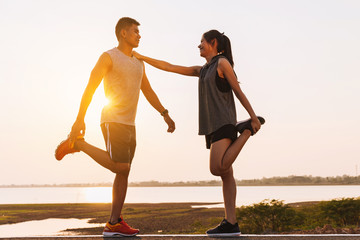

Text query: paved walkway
(1, 234), (360, 240)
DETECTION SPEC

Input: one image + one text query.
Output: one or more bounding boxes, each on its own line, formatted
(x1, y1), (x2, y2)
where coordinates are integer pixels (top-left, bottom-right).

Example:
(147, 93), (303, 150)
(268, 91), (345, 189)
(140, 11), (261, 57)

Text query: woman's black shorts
(205, 124), (237, 149)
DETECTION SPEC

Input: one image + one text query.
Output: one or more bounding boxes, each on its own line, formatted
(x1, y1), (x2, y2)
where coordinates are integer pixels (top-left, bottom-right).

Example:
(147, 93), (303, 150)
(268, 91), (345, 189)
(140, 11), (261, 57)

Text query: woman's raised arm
(133, 51), (201, 77)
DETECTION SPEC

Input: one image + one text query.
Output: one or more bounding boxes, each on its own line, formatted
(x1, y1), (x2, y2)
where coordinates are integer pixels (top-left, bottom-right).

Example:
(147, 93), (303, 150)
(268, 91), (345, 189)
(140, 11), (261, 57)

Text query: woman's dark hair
(203, 30), (234, 67)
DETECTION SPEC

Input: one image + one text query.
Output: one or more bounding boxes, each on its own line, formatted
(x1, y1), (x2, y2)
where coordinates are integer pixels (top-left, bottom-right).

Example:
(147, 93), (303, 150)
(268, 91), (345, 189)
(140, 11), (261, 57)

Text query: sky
(0, 0), (359, 185)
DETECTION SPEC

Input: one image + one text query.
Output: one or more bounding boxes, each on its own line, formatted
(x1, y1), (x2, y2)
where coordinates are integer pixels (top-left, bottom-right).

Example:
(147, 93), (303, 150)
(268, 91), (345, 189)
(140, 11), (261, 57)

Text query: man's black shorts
(205, 124), (237, 149)
(101, 122), (136, 164)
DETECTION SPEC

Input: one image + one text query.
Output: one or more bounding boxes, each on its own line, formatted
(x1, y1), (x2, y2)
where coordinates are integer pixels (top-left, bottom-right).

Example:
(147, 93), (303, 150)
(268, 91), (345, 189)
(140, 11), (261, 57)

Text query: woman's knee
(210, 165), (223, 176)
(220, 169), (234, 180)
(210, 164), (233, 177)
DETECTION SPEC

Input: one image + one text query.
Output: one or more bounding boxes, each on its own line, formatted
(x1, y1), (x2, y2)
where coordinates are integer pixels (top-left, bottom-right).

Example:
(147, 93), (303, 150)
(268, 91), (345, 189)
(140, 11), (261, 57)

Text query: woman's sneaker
(236, 116), (265, 135)
(54, 135), (84, 161)
(206, 219), (241, 237)
(103, 217), (139, 237)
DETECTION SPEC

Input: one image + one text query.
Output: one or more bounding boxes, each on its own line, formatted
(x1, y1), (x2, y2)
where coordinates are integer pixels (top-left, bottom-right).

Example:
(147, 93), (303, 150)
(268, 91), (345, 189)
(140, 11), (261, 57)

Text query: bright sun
(92, 83), (109, 111)
(85, 82), (110, 122)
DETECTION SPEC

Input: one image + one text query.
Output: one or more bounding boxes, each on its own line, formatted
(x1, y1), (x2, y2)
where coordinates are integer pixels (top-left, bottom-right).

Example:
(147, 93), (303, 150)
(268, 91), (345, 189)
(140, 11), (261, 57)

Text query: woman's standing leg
(221, 167), (237, 224)
(209, 139), (237, 223)
(207, 131), (252, 236)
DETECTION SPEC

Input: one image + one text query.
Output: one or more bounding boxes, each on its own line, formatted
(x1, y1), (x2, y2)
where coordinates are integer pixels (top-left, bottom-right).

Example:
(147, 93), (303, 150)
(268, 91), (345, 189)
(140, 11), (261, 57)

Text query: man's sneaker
(54, 135), (84, 161)
(103, 217), (139, 237)
(236, 116), (265, 135)
(206, 219), (241, 237)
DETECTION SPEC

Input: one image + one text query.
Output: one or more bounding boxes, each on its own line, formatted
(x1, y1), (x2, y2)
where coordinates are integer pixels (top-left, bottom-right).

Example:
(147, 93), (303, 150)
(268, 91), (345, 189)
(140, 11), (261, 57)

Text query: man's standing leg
(111, 170), (129, 224)
(100, 122), (139, 236)
(75, 140), (130, 222)
(109, 124), (137, 224)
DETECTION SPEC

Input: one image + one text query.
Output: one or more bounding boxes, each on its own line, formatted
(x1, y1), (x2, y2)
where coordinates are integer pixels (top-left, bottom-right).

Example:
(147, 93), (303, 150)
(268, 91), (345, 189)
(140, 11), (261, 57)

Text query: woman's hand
(251, 117), (261, 135)
(132, 51), (143, 60)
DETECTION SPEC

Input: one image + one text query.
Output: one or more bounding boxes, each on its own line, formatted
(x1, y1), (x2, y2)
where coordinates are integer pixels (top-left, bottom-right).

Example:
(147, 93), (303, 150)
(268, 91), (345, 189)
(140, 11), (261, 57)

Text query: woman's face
(198, 36), (214, 58)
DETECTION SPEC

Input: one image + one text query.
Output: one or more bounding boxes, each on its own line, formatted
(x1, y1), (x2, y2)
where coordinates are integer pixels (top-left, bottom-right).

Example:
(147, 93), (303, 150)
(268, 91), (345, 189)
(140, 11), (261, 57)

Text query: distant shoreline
(2, 175), (359, 188)
(1, 183), (360, 188)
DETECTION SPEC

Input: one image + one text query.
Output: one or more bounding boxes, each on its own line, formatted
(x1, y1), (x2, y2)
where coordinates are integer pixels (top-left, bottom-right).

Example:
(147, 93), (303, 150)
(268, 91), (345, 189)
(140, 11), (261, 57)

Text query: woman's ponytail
(221, 34), (233, 67)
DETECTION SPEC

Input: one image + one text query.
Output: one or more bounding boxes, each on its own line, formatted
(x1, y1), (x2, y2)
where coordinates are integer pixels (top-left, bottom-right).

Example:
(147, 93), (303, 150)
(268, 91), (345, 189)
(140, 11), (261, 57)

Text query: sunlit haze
(0, 0), (359, 185)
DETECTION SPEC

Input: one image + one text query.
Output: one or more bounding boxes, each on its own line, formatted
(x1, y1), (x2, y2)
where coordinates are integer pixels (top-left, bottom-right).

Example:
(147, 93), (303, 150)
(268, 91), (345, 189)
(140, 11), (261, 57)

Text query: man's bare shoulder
(100, 52), (112, 62)
(96, 52), (112, 70)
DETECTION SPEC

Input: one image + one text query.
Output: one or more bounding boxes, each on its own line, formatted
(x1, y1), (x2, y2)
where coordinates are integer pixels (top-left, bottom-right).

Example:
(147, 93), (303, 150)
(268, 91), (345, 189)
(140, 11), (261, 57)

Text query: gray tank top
(101, 48), (143, 126)
(198, 55), (237, 135)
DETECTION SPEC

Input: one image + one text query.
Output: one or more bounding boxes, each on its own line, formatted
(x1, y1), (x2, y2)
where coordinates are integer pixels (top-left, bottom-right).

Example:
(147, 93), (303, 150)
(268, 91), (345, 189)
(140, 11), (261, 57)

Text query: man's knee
(111, 163), (130, 176)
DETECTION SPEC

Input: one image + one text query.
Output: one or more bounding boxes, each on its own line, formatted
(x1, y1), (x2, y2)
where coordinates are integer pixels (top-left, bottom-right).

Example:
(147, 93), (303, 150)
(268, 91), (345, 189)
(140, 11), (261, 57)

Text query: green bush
(236, 199), (301, 233)
(236, 198), (360, 233)
(317, 198), (360, 227)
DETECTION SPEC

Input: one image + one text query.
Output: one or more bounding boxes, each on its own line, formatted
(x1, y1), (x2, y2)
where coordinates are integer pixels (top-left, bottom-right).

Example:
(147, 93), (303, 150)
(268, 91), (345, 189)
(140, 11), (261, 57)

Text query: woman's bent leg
(209, 129), (251, 176)
(221, 129), (251, 171)
(208, 141), (241, 235)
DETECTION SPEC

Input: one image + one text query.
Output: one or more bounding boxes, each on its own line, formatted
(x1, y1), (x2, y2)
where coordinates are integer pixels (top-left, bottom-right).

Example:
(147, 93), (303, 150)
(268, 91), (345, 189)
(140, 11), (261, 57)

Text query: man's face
(123, 24), (141, 48)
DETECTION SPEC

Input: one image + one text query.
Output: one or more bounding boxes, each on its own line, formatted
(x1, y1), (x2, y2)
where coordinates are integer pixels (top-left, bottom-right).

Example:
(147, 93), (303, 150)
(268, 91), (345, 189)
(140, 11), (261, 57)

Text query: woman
(133, 30), (265, 236)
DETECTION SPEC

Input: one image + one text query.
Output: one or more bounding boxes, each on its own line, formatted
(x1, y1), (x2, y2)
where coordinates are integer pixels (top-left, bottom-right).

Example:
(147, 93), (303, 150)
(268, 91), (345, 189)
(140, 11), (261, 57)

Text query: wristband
(161, 109), (168, 116)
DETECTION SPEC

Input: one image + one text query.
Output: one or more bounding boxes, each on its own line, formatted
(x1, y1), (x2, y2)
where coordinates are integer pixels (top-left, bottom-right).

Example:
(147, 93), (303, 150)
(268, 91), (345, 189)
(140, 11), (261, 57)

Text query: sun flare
(91, 83), (110, 112)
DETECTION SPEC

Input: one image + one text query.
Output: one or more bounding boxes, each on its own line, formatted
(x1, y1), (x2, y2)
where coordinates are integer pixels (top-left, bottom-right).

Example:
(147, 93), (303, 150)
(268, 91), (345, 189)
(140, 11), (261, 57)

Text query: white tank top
(100, 47), (143, 126)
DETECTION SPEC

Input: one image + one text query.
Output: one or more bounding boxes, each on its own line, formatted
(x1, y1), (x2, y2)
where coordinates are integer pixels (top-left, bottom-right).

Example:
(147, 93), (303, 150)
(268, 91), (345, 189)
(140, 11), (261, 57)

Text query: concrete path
(1, 234), (360, 240)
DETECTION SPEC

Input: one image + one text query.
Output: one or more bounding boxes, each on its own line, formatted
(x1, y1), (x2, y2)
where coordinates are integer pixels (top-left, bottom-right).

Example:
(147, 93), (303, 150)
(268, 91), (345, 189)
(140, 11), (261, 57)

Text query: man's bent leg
(75, 140), (120, 173)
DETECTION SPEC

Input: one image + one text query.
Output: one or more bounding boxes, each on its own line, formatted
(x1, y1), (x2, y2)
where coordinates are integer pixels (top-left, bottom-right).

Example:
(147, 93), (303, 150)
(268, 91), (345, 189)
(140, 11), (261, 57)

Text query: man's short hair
(115, 17), (140, 41)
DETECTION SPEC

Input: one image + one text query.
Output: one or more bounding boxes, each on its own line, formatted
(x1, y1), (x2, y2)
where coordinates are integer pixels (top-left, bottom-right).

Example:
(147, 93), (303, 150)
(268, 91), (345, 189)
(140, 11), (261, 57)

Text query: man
(55, 17), (175, 237)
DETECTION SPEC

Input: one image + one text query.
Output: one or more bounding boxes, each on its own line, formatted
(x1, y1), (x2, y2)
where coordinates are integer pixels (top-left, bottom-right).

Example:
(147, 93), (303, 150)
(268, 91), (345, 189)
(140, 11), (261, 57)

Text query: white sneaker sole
(103, 231), (139, 237)
(207, 232), (241, 237)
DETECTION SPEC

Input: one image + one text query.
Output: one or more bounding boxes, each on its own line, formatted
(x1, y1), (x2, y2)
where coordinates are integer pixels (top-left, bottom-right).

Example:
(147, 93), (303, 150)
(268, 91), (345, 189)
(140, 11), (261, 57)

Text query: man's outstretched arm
(140, 66), (175, 133)
(69, 53), (112, 142)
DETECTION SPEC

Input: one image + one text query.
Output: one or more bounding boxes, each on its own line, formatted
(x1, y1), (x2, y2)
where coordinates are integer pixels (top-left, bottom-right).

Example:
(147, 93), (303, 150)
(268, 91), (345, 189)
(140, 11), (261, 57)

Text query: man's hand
(69, 119), (86, 146)
(163, 114), (175, 133)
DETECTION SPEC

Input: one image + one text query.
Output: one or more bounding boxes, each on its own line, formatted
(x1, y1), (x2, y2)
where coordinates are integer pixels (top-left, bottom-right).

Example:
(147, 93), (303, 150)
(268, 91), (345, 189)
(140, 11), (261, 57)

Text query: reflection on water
(0, 218), (102, 238)
(84, 187), (111, 203)
(192, 203), (224, 208)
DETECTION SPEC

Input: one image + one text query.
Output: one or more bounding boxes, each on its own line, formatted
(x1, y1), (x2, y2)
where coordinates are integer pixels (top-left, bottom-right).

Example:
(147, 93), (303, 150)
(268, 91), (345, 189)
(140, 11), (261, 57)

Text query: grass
(0, 202), (224, 235)
(3, 201), (357, 235)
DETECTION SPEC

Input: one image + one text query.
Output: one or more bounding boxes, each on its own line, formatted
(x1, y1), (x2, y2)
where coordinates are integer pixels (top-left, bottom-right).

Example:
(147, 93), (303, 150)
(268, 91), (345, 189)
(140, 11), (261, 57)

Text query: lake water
(0, 218), (102, 237)
(1, 185), (359, 206)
